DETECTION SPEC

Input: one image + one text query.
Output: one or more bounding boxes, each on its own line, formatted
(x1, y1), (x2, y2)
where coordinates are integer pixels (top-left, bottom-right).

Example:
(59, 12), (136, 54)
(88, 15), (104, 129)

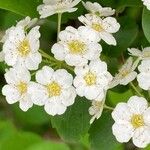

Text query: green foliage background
(0, 0), (150, 150)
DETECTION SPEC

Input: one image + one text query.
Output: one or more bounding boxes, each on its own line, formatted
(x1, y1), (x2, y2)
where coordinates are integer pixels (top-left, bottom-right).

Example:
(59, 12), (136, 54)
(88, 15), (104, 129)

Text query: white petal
(84, 85), (101, 100)
(53, 69), (73, 88)
(84, 43), (102, 60)
(36, 66), (54, 85)
(127, 96), (148, 114)
(78, 26), (100, 42)
(4, 52), (18, 66)
(120, 71), (137, 85)
(44, 98), (66, 116)
(128, 48), (142, 57)
(112, 103), (132, 123)
(19, 94), (33, 111)
(143, 107), (150, 126)
(27, 26), (40, 52)
(61, 87), (76, 106)
(28, 82), (48, 106)
(65, 54), (88, 66)
(102, 17), (120, 33)
(112, 123), (133, 143)
(2, 85), (20, 104)
(133, 127), (150, 148)
(99, 31), (116, 45)
(51, 43), (67, 61)
(25, 52), (42, 70)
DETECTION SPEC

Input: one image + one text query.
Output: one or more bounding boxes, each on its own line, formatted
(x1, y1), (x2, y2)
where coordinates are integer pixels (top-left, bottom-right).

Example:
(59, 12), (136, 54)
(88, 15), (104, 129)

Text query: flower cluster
(1, 0), (150, 149)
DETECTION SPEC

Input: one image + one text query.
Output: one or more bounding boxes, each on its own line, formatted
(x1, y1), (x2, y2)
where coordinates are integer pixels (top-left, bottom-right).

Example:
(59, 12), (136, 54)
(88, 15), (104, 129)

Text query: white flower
(2, 66), (33, 111)
(128, 47), (150, 60)
(142, 0), (150, 10)
(89, 100), (105, 124)
(73, 60), (112, 100)
(37, 0), (81, 18)
(82, 1), (115, 17)
(109, 57), (138, 88)
(78, 14), (120, 45)
(1, 16), (38, 43)
(137, 60), (150, 90)
(52, 26), (102, 67)
(28, 66), (76, 116)
(112, 96), (150, 148)
(3, 26), (42, 70)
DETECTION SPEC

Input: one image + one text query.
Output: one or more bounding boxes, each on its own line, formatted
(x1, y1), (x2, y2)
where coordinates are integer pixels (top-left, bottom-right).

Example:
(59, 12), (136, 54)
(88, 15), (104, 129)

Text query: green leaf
(89, 112), (124, 150)
(51, 97), (91, 143)
(107, 89), (133, 106)
(103, 16), (138, 57)
(26, 141), (70, 150)
(142, 7), (150, 43)
(0, 0), (42, 17)
(12, 105), (50, 126)
(0, 132), (42, 150)
(119, 0), (142, 7)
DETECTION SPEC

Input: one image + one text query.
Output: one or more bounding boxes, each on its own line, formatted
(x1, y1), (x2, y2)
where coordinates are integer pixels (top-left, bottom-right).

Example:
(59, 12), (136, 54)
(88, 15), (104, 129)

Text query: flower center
(18, 39), (30, 57)
(17, 82), (28, 95)
(84, 72), (97, 86)
(143, 51), (150, 58)
(131, 114), (144, 128)
(120, 70), (129, 77)
(46, 81), (61, 97)
(92, 23), (103, 32)
(68, 40), (86, 54)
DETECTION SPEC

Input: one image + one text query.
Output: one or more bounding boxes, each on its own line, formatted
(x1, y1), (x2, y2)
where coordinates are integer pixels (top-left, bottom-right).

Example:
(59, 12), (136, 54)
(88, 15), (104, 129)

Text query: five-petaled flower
(3, 26), (42, 70)
(37, 0), (81, 18)
(112, 96), (150, 148)
(73, 60), (112, 100)
(52, 26), (102, 67)
(2, 66), (33, 111)
(28, 66), (76, 116)
(78, 14), (120, 45)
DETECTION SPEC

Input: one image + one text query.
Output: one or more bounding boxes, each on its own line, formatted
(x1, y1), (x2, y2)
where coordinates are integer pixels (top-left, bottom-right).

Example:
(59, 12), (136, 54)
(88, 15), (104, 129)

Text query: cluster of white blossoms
(128, 47), (150, 90)
(112, 96), (150, 148)
(1, 0), (150, 149)
(142, 0), (150, 10)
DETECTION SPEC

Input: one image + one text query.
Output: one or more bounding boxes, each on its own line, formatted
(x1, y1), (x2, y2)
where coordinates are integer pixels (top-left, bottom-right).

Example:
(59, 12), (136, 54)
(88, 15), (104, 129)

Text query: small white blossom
(28, 66), (76, 116)
(37, 0), (81, 18)
(89, 100), (105, 124)
(78, 14), (120, 45)
(109, 57), (138, 88)
(82, 1), (115, 17)
(1, 17), (38, 43)
(3, 26), (42, 70)
(52, 26), (102, 67)
(73, 60), (112, 100)
(137, 60), (150, 90)
(128, 47), (150, 60)
(112, 96), (150, 148)
(142, 0), (150, 10)
(2, 66), (33, 111)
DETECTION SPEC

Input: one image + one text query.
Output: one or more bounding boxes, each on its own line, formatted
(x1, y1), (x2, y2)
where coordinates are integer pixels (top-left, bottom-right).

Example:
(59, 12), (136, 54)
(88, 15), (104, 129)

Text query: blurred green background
(0, 0), (150, 150)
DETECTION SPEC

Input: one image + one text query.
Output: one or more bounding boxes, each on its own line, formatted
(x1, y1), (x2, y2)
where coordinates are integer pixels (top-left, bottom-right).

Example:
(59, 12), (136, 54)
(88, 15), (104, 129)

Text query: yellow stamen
(68, 40), (86, 54)
(131, 114), (144, 128)
(18, 39), (30, 57)
(92, 23), (103, 32)
(84, 72), (97, 86)
(46, 81), (61, 97)
(17, 82), (28, 95)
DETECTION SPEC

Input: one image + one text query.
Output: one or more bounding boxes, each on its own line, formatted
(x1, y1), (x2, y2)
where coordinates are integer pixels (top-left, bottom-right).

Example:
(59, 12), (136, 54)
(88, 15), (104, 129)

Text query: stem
(57, 13), (62, 42)
(104, 105), (114, 111)
(129, 82), (143, 97)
